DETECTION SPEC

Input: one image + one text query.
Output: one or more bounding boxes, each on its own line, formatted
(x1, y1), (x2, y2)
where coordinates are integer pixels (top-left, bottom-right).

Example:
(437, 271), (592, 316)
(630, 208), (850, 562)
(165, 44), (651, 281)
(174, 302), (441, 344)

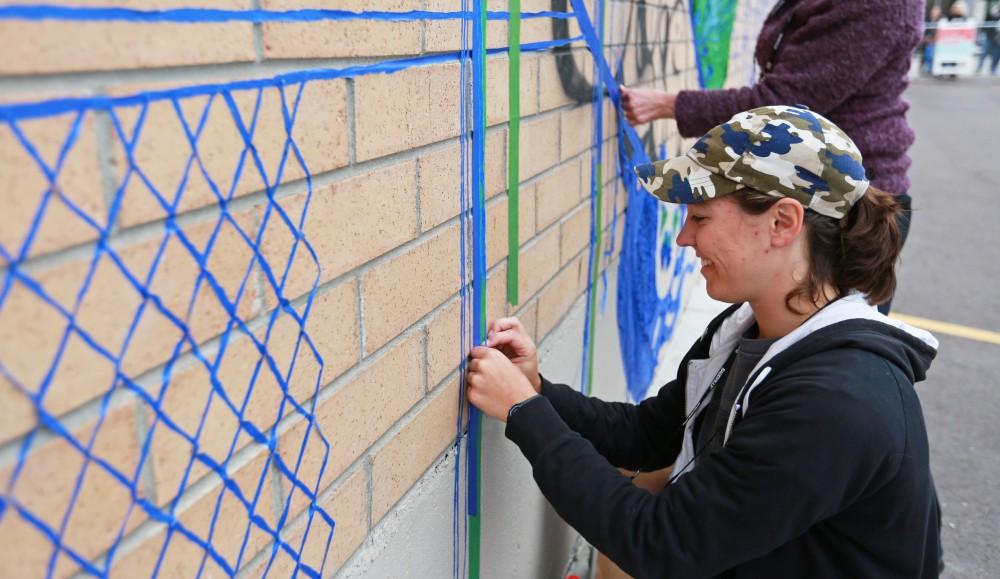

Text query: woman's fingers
(486, 328), (521, 348)
(489, 316), (525, 335)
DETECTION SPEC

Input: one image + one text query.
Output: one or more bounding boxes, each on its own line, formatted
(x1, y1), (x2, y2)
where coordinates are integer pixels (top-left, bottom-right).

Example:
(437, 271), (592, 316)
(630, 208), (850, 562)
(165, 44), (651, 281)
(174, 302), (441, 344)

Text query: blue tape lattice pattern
(1, 71), (342, 577)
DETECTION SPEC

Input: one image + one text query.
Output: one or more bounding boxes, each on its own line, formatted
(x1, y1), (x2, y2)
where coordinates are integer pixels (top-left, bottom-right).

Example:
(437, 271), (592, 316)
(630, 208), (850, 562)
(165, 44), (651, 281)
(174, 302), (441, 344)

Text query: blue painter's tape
(467, 0), (488, 521)
(567, 0), (648, 164)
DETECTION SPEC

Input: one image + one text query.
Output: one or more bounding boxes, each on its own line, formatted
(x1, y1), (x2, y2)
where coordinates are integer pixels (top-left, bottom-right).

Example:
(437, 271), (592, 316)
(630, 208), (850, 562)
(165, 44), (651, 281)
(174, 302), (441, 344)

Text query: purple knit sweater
(676, 0), (923, 195)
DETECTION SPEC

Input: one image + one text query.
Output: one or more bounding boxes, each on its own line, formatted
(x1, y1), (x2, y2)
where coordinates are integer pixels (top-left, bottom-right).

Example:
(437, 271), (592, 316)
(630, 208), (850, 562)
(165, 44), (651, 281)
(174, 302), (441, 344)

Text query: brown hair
(732, 187), (902, 313)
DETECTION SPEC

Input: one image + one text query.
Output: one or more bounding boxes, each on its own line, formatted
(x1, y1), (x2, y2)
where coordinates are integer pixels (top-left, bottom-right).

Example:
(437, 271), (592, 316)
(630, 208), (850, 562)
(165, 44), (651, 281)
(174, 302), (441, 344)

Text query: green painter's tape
(507, 0), (521, 306)
(477, 4), (488, 339)
(586, 163), (604, 395)
(468, 416), (483, 578)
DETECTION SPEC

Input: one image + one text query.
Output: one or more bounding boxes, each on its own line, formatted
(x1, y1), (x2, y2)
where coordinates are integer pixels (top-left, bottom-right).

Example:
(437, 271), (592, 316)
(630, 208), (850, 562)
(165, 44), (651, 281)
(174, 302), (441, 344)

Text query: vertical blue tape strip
(467, 0), (488, 522)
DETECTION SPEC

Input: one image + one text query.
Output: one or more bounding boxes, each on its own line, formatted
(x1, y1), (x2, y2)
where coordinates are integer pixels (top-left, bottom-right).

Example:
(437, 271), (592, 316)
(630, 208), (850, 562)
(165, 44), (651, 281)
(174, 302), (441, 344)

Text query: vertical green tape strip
(507, 0), (521, 306)
(586, 163), (603, 396)
(476, 3), (488, 338)
(468, 418), (483, 578)
(585, 2), (614, 395)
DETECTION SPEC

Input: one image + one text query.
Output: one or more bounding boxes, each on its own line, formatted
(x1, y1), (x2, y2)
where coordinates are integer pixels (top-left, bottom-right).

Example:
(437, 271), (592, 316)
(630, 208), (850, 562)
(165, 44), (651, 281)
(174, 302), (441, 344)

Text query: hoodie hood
(671, 292), (940, 475)
(717, 292), (938, 444)
(749, 291), (938, 383)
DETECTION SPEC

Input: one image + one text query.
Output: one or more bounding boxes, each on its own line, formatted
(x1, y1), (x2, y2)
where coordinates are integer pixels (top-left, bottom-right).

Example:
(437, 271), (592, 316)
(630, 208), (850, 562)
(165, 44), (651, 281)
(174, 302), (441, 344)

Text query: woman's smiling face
(676, 195), (777, 304)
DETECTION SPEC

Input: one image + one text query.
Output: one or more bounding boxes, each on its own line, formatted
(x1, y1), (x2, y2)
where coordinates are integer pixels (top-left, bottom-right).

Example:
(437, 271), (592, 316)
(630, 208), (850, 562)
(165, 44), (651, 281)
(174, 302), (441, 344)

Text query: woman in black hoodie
(466, 105), (941, 578)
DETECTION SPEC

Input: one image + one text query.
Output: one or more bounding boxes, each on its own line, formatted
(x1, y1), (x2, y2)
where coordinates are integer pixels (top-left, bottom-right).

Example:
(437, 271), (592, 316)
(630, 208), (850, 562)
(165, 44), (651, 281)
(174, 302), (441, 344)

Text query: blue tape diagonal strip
(567, 0), (648, 164)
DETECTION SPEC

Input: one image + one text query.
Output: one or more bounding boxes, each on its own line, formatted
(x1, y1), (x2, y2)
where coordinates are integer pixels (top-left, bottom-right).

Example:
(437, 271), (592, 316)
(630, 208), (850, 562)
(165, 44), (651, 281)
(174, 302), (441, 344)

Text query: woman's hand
(486, 317), (541, 393)
(467, 347), (538, 422)
(620, 86), (677, 126)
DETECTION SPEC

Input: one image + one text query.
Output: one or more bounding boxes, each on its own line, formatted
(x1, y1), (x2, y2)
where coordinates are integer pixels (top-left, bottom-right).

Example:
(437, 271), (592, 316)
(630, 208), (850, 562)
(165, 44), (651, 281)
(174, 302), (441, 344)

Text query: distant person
(946, 0), (970, 22)
(977, 3), (1000, 75)
(922, 5), (945, 75)
(620, 0), (923, 314)
(467, 106), (942, 578)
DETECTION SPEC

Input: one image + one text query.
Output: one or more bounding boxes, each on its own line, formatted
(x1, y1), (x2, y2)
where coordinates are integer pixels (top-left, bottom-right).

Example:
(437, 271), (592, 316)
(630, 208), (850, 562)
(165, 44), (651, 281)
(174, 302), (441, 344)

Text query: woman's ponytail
(833, 186), (902, 305)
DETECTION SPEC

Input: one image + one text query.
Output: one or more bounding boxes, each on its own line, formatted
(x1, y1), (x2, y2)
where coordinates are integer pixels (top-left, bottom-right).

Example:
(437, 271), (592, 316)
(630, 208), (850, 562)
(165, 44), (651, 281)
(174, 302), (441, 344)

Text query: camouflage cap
(634, 105), (869, 219)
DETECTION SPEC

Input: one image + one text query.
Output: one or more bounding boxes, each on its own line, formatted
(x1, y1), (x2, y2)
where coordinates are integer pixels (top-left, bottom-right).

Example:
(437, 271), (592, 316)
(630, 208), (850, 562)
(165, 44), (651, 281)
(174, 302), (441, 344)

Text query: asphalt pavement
(894, 76), (1000, 578)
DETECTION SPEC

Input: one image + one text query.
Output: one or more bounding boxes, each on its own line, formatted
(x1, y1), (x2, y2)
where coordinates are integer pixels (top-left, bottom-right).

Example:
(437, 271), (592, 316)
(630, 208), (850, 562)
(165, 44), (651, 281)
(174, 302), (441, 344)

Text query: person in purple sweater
(621, 0), (923, 313)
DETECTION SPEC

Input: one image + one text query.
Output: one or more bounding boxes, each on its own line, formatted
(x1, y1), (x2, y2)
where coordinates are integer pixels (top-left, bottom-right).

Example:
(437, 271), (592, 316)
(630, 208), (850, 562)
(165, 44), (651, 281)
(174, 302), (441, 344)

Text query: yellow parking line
(890, 313), (1000, 346)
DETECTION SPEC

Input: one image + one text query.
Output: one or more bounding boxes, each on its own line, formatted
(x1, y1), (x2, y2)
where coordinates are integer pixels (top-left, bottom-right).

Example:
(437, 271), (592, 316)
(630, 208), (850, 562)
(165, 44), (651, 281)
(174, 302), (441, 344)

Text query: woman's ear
(770, 198), (805, 248)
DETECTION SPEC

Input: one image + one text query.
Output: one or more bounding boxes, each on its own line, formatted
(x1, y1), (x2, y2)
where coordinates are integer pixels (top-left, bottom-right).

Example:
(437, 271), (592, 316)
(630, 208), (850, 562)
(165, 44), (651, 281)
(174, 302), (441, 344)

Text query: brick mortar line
(265, 456), (286, 570)
(251, 0), (265, 64)
(130, 394), (160, 506)
(413, 133), (423, 238)
(418, 0), (428, 54)
(352, 276), (364, 372)
(421, 312), (431, 396)
(92, 107), (123, 237)
(250, 200), (270, 331)
(364, 457), (374, 542)
(346, 78), (357, 165)
(357, 275), (368, 363)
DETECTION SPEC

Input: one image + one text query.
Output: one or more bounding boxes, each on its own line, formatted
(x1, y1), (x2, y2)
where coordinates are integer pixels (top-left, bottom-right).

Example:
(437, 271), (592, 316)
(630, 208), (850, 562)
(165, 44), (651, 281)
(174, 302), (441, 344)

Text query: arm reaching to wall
(470, 317), (686, 471)
(621, 0), (920, 137)
(673, 1), (917, 138)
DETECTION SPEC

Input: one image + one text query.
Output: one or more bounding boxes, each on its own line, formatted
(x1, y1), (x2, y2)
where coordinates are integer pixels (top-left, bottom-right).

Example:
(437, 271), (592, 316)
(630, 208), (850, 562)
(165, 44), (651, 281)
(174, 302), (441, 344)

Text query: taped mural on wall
(0, 2), (765, 577)
(552, 0), (745, 402)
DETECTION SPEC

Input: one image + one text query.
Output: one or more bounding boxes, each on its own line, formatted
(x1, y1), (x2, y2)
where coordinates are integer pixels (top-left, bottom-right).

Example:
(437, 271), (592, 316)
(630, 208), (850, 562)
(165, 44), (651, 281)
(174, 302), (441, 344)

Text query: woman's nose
(676, 218), (695, 247)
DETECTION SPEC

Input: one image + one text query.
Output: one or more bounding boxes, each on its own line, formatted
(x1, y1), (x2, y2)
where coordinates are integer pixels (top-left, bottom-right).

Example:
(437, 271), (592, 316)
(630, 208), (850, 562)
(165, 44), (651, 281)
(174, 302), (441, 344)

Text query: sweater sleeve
(505, 373), (902, 578)
(674, 0), (916, 137)
(538, 376), (685, 471)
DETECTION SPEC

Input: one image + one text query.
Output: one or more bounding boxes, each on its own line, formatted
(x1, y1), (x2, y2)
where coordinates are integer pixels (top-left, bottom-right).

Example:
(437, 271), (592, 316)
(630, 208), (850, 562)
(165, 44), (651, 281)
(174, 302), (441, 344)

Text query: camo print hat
(634, 105), (869, 219)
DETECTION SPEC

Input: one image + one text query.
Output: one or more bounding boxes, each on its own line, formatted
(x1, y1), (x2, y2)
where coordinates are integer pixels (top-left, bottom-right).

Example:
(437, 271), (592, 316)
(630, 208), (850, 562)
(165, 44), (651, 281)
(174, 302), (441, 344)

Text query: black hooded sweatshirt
(505, 296), (941, 578)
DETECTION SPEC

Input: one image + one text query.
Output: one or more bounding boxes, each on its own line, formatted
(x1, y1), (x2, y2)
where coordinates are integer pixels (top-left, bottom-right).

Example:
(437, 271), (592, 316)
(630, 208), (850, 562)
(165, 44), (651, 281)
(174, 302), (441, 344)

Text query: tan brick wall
(0, 1), (736, 575)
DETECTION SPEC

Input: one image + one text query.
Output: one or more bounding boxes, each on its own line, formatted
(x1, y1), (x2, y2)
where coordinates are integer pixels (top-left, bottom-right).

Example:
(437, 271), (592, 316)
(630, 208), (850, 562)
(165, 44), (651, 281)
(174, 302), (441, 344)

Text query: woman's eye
(690, 215), (706, 223)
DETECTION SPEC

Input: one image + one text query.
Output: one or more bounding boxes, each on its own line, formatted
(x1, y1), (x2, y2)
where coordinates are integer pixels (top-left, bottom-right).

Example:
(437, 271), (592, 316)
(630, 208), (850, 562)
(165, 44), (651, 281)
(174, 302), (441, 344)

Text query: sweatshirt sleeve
(505, 373), (902, 578)
(674, 0), (917, 137)
(538, 376), (685, 471)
